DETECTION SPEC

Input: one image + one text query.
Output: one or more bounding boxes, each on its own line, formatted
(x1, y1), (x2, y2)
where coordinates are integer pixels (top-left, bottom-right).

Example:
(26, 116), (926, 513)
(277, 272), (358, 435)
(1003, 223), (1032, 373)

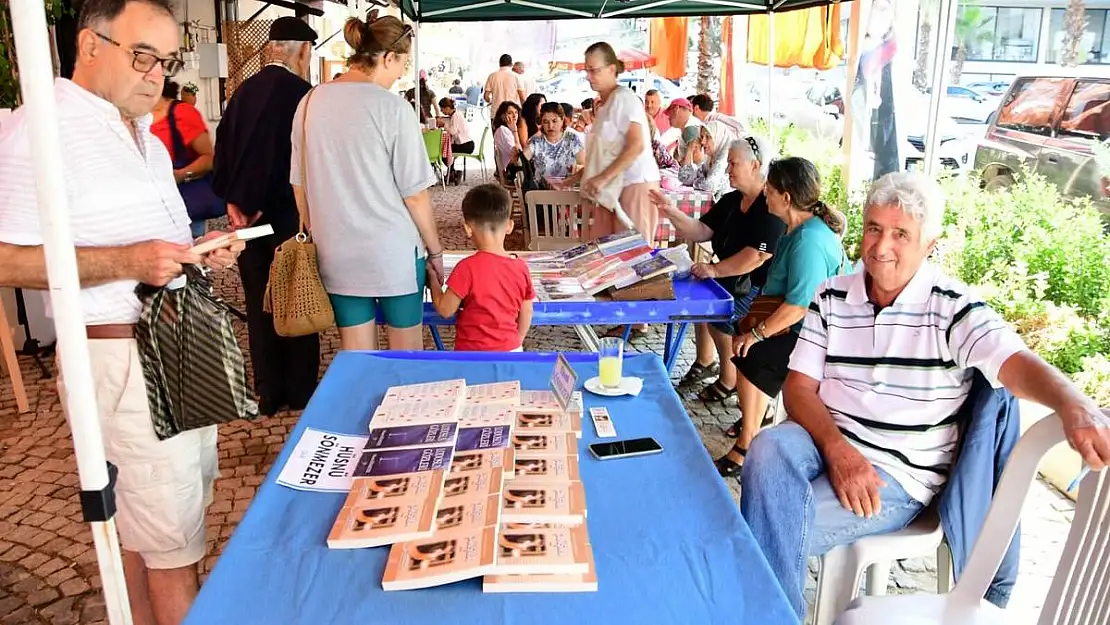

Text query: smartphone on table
(588, 437), (663, 461)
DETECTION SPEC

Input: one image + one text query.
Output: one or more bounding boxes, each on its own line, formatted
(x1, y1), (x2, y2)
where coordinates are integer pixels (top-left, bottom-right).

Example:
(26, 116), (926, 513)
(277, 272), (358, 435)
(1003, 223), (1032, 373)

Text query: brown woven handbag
(737, 295), (787, 336)
(263, 87), (334, 337)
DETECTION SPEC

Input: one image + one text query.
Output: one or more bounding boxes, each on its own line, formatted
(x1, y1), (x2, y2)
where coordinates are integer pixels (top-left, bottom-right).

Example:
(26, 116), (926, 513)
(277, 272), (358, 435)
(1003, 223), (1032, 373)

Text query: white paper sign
(276, 428), (367, 492)
(549, 353), (579, 413)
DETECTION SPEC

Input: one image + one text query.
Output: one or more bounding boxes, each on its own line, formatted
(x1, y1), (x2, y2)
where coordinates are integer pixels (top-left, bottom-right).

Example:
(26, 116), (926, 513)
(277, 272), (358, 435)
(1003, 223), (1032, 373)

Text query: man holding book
(740, 172), (1110, 621)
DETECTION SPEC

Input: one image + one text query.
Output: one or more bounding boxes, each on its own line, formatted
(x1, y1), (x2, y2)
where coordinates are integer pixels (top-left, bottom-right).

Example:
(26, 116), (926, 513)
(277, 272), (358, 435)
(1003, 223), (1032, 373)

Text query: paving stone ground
(0, 175), (1075, 624)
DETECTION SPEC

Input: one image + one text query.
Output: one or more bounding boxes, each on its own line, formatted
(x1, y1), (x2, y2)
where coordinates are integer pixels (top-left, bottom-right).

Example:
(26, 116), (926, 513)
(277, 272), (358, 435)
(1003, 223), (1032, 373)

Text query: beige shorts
(59, 339), (218, 569)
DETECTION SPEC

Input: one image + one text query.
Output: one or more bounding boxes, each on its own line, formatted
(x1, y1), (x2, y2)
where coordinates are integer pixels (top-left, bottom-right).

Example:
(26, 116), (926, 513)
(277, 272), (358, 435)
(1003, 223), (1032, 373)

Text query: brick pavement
(0, 176), (1075, 624)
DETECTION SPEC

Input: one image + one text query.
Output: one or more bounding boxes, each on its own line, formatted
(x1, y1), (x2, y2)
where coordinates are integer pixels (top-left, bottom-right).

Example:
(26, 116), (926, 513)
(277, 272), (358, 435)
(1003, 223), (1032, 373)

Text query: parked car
(966, 80), (1013, 97)
(538, 71), (683, 108)
(974, 76), (1110, 218)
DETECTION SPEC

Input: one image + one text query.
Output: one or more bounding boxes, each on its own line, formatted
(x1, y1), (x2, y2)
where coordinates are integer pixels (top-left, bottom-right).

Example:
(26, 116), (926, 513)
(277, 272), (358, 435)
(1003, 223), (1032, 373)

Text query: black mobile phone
(588, 437), (663, 461)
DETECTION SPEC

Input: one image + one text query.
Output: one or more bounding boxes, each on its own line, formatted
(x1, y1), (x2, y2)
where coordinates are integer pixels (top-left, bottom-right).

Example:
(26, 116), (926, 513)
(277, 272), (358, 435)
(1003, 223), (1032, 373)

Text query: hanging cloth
(649, 17), (689, 81)
(719, 17), (736, 116)
(747, 6), (844, 70)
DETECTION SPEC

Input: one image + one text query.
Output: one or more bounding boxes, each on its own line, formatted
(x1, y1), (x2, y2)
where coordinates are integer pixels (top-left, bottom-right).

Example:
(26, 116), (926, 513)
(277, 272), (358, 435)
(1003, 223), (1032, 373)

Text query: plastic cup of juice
(598, 337), (624, 389)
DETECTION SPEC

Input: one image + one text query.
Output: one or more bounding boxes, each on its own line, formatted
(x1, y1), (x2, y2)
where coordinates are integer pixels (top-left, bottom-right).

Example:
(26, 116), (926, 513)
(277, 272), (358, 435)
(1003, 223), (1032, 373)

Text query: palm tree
(1060, 0), (1089, 67)
(952, 3), (994, 84)
(696, 16), (713, 93)
(914, 0), (938, 91)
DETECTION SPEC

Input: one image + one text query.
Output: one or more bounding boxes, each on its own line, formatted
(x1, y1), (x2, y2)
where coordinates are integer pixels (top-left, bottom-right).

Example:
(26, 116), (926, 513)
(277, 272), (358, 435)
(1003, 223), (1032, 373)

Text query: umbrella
(550, 49), (658, 72)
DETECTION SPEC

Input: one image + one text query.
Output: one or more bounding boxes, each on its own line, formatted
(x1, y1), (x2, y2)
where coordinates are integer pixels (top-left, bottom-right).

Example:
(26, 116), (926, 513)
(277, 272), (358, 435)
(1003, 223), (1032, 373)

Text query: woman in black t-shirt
(652, 135), (785, 406)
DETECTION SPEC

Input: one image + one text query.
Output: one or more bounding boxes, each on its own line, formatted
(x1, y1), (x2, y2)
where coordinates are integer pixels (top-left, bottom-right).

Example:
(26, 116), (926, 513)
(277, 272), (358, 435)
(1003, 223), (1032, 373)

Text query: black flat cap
(269, 17), (318, 43)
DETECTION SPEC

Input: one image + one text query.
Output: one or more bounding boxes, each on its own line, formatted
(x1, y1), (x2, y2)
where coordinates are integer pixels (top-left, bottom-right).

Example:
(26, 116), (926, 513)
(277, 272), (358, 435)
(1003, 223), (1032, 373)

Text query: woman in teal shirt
(716, 157), (849, 478)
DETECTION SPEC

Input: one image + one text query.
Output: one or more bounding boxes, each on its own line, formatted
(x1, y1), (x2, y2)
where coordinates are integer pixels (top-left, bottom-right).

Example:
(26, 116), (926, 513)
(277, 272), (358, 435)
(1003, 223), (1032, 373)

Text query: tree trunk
(696, 16), (713, 93)
(914, 19), (933, 91)
(1061, 0), (1088, 67)
(951, 44), (966, 85)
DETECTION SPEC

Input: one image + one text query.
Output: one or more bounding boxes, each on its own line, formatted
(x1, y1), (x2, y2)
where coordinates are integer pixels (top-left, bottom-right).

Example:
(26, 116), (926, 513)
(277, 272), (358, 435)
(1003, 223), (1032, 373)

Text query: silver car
(974, 76), (1110, 217)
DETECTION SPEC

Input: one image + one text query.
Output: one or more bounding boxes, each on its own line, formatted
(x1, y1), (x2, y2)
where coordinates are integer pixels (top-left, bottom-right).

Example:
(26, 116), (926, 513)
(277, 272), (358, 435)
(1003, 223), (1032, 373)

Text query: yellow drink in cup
(598, 337), (624, 389)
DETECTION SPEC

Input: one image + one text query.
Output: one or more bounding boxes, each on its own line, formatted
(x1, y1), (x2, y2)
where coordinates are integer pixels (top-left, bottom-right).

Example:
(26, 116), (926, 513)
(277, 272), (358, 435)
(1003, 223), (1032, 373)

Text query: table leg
(621, 325), (632, 343)
(574, 324), (601, 352)
(663, 322), (690, 375)
(0, 304), (29, 413)
(430, 326), (445, 351)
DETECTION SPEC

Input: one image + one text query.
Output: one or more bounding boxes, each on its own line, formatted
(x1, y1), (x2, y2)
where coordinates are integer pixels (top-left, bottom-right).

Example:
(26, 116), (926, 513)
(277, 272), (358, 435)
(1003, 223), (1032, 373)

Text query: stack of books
(326, 380), (468, 550)
(483, 389), (596, 593)
(357, 382), (595, 593)
(438, 232), (677, 304)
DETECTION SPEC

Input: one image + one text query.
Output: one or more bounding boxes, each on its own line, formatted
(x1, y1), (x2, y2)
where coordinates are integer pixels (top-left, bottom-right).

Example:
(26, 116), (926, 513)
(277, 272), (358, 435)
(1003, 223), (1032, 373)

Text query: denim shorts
(328, 256), (426, 329)
(710, 286), (761, 336)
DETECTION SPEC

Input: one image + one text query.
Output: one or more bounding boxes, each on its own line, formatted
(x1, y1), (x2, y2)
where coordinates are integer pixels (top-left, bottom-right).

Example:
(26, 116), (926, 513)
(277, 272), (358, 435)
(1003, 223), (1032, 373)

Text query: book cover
(343, 472), (441, 504)
(483, 541), (597, 592)
(582, 264), (637, 296)
(458, 404), (517, 428)
(442, 467), (505, 502)
(596, 230), (649, 256)
(327, 497), (439, 549)
(365, 422), (458, 451)
(380, 379), (467, 407)
(511, 433), (578, 456)
(575, 257), (623, 289)
(354, 446), (454, 477)
(370, 399), (464, 428)
(455, 425), (513, 452)
(450, 448), (511, 475)
(381, 525), (498, 591)
(492, 524), (592, 576)
(435, 493), (502, 532)
(607, 244), (654, 265)
(501, 481), (587, 525)
(557, 243), (595, 264)
(519, 390), (583, 414)
(465, 381), (522, 406)
(516, 411), (583, 438)
(509, 454), (580, 484)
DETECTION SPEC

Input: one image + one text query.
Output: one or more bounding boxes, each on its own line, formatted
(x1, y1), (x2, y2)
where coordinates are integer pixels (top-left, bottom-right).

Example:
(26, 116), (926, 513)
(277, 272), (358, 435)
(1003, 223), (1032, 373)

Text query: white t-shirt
(593, 87), (660, 186)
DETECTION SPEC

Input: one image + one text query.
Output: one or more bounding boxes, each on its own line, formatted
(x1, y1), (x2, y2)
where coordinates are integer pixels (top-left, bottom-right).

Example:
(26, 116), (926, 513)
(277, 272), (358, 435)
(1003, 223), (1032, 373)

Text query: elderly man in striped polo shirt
(740, 172), (1110, 620)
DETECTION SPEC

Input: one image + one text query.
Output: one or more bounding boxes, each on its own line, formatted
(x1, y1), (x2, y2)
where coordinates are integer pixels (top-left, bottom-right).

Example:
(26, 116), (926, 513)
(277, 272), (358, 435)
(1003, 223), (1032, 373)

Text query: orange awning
(551, 49), (657, 72)
(747, 5), (843, 70)
(649, 17), (688, 81)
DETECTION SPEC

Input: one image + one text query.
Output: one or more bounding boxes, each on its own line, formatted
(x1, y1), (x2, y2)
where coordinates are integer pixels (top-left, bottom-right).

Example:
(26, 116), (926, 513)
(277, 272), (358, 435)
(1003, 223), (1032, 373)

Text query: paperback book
(482, 547), (598, 593)
(511, 432), (578, 456)
(381, 525), (498, 591)
(515, 411), (583, 439)
(370, 399), (464, 428)
(354, 445), (454, 478)
(442, 466), (505, 502)
(364, 422), (458, 451)
(510, 454), (580, 484)
(435, 493), (502, 532)
(326, 473), (444, 549)
(502, 481), (587, 525)
(596, 230), (649, 256)
(519, 390), (584, 414)
(455, 425), (513, 452)
(380, 379), (467, 408)
(465, 381), (522, 406)
(450, 448), (514, 476)
(457, 403), (518, 428)
(491, 524), (592, 576)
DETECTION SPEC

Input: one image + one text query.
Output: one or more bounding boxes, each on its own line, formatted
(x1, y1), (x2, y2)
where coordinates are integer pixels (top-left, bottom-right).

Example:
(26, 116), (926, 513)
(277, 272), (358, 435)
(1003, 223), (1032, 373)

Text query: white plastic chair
(834, 411), (1110, 625)
(812, 507), (951, 625)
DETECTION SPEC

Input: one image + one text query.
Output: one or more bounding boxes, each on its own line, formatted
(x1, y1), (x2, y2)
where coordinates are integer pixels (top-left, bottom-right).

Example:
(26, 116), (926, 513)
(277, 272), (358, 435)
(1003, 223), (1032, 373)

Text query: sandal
(715, 446), (747, 478)
(602, 325), (650, 340)
(723, 417), (742, 438)
(679, 361), (719, 386)
(698, 381), (737, 403)
(723, 403), (777, 438)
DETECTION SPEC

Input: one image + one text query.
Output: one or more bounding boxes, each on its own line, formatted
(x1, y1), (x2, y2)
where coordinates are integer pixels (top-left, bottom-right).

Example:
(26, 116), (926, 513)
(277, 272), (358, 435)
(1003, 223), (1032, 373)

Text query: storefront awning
(400, 0), (837, 23)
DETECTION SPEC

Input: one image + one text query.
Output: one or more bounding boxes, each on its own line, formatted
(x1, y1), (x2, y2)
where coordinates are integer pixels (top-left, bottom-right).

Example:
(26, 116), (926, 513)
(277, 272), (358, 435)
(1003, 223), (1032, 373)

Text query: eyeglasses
(95, 32), (184, 77)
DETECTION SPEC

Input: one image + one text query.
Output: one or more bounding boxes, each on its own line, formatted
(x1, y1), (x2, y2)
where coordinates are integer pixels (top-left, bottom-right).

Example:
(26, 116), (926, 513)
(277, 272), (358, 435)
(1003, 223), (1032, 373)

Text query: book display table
(184, 352), (794, 625)
(425, 276), (734, 374)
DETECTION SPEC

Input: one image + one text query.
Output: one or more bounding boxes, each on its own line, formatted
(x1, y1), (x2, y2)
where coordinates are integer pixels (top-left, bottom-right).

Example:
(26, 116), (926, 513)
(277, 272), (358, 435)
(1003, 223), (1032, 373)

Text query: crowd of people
(0, 3), (1109, 625)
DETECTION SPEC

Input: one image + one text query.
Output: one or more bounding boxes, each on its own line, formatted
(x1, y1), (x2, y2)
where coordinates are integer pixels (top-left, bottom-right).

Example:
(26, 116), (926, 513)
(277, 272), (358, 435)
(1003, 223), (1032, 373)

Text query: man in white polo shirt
(740, 172), (1110, 620)
(0, 1), (242, 623)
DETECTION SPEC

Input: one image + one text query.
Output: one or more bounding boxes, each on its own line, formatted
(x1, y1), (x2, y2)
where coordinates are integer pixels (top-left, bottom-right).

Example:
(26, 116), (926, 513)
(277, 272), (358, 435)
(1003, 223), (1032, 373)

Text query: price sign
(549, 353), (579, 413)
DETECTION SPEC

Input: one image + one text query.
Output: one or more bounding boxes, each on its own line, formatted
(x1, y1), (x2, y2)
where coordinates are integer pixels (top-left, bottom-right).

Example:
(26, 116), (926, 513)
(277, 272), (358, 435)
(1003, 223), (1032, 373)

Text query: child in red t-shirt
(428, 184), (535, 351)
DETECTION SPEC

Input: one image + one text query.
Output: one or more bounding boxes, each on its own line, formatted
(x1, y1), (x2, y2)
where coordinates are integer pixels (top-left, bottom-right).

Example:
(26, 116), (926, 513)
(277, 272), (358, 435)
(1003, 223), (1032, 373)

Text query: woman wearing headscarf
(678, 120), (734, 201)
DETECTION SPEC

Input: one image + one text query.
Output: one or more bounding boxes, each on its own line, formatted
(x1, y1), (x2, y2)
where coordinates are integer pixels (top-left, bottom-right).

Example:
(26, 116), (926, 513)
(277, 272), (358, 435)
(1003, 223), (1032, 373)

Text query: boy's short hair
(461, 184), (512, 228)
(438, 97), (454, 110)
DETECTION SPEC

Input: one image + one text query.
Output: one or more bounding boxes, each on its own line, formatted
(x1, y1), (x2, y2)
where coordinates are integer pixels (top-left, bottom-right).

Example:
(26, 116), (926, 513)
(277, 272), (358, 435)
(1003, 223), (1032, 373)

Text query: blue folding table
(184, 351), (794, 625)
(425, 276), (734, 373)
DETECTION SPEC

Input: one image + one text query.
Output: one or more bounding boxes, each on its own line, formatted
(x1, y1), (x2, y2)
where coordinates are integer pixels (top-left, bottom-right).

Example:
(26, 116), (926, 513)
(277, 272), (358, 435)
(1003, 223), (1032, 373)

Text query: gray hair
(729, 134), (775, 181)
(267, 40), (305, 62)
(865, 172), (945, 241)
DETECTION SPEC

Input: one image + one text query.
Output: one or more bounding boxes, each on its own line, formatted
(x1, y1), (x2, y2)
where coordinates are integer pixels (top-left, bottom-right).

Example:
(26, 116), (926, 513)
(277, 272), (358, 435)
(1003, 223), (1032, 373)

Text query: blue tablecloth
(184, 352), (794, 625)
(425, 275), (733, 326)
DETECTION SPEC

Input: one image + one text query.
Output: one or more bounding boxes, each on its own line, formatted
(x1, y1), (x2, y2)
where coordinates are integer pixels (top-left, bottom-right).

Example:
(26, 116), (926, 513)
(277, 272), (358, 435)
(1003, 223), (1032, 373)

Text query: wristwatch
(183, 171), (196, 182)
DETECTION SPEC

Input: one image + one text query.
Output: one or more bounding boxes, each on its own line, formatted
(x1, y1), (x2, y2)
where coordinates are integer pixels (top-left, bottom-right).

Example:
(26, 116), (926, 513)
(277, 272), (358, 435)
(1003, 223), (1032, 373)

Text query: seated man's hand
(1060, 401), (1110, 471)
(826, 440), (886, 518)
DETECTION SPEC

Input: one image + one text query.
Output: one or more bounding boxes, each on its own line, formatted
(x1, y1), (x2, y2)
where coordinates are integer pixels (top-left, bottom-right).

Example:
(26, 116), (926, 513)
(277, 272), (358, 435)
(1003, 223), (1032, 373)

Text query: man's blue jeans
(740, 422), (926, 620)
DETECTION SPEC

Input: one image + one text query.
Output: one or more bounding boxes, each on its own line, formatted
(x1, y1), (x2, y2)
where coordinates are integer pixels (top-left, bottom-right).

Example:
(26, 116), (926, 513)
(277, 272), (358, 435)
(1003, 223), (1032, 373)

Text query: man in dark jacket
(212, 17), (320, 416)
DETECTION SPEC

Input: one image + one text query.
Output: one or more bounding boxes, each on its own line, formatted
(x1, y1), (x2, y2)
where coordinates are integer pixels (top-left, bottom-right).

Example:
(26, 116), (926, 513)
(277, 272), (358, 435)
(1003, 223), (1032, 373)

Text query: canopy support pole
(413, 19), (421, 120)
(767, 10), (774, 148)
(924, 0), (956, 177)
(842, 0), (863, 191)
(8, 1), (132, 623)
